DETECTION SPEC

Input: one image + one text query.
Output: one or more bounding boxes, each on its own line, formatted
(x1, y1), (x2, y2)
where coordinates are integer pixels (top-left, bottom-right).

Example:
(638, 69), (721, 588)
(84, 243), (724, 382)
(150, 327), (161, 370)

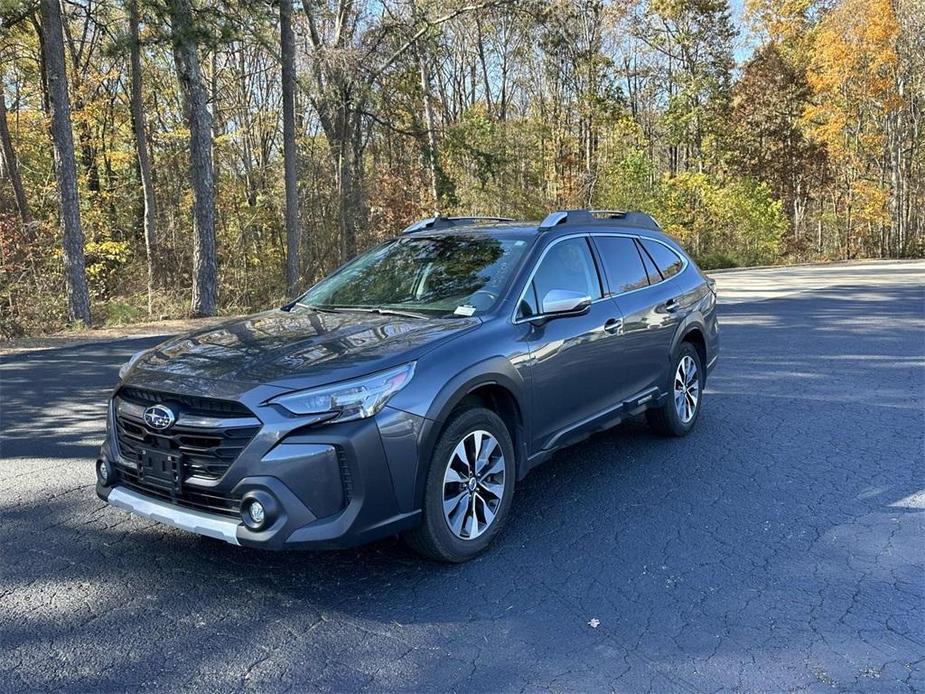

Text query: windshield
(297, 235), (530, 317)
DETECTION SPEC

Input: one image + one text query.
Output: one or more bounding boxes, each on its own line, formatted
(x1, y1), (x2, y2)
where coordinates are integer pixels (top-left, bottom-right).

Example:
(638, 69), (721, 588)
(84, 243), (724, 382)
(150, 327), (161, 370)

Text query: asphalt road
(1, 262), (923, 693)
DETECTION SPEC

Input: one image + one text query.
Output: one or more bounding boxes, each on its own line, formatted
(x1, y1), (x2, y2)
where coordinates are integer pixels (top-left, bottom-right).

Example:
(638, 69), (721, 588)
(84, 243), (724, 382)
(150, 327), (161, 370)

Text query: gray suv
(96, 209), (719, 562)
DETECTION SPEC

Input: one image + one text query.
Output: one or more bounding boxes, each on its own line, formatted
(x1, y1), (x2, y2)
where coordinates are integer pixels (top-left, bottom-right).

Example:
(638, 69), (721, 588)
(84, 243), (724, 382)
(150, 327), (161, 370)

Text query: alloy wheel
(674, 355), (700, 424)
(442, 430), (506, 540)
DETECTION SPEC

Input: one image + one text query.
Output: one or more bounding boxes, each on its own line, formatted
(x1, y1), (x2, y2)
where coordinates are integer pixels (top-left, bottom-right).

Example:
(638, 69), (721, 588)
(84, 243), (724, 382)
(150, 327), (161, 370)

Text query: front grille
(119, 386), (251, 417)
(115, 462), (242, 517)
(112, 388), (261, 516)
(115, 415), (259, 479)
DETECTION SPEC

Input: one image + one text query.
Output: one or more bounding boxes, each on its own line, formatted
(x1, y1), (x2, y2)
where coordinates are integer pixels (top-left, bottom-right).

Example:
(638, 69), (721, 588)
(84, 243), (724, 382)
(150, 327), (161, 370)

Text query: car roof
(403, 222), (539, 239)
(400, 213), (679, 247)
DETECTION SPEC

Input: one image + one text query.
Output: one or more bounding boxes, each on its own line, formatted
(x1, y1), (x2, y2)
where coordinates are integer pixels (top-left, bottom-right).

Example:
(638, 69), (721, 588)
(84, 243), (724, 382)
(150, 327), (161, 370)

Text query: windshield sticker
(454, 305), (477, 317)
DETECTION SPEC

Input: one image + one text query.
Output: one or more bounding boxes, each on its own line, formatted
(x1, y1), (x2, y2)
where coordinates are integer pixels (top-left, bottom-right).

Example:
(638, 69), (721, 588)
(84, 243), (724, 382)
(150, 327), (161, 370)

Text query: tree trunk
(336, 138), (362, 261)
(0, 83), (32, 225)
(128, 0), (159, 315)
(40, 0), (91, 326)
(889, 74), (905, 259)
(475, 16), (493, 115)
(30, 15), (51, 114)
(418, 52), (439, 214)
(60, 8), (101, 200)
(168, 0), (217, 317)
(280, 0), (301, 294)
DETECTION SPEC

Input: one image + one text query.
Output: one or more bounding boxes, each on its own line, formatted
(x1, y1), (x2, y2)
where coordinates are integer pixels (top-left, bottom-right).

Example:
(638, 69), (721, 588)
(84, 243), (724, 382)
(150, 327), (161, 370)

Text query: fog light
(96, 458), (114, 486)
(244, 500), (266, 529)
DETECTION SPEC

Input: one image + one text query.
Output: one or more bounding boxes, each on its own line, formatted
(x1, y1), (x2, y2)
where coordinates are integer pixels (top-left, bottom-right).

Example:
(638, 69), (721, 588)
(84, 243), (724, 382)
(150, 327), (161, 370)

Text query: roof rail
(539, 209), (592, 229)
(538, 208), (661, 231)
(590, 209), (628, 218)
(402, 215), (514, 234)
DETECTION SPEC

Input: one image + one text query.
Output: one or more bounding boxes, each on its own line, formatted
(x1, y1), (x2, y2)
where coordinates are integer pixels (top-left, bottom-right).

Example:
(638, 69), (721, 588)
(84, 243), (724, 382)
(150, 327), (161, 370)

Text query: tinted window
(300, 235), (529, 316)
(519, 237), (601, 318)
(640, 239), (684, 279)
(518, 282), (540, 319)
(636, 240), (662, 283)
(594, 236), (650, 294)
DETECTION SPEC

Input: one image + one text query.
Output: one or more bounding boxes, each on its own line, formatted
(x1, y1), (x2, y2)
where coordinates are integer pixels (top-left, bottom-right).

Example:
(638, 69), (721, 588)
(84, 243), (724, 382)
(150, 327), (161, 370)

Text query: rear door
(591, 234), (678, 399)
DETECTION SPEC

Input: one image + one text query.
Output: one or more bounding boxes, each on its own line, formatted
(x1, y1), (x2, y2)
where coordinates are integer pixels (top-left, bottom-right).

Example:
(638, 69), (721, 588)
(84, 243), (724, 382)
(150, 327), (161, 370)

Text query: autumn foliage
(0, 0), (922, 337)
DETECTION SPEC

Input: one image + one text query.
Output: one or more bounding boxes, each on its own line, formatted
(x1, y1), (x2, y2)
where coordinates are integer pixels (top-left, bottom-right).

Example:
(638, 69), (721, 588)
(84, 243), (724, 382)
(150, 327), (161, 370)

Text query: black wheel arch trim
(670, 314), (709, 363)
(413, 357), (529, 509)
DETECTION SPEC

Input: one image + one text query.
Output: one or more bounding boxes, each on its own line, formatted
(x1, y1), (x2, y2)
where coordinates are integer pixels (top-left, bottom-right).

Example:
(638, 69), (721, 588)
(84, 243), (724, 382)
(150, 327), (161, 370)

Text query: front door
(516, 236), (625, 451)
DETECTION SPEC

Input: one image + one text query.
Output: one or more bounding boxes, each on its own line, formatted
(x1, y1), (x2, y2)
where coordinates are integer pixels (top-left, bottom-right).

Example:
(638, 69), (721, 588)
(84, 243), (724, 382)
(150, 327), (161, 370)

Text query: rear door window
(640, 239), (684, 280)
(592, 236), (650, 294)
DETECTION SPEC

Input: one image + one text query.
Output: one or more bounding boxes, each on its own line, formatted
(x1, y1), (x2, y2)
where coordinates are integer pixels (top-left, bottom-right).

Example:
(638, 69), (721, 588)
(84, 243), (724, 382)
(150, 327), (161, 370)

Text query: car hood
(128, 308), (478, 395)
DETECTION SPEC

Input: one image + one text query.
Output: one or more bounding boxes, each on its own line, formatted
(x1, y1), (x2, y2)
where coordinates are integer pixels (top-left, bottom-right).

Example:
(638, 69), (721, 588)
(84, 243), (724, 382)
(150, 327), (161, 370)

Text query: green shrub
(653, 173), (786, 267)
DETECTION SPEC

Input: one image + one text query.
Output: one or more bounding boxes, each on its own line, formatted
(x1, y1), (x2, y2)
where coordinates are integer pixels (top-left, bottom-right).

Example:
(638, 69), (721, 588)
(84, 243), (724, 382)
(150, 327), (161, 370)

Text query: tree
(744, 0), (817, 47)
(301, 0), (502, 259)
(416, 43), (441, 213)
(655, 171), (786, 266)
(0, 0), (921, 338)
(127, 0), (159, 314)
(59, 0), (105, 201)
(888, 0), (924, 256)
(632, 0), (737, 175)
(804, 0), (898, 257)
(167, 0), (218, 316)
(279, 0), (301, 293)
(728, 43), (824, 245)
(0, 80), (32, 225)
(40, 0), (92, 325)
(537, 0), (621, 205)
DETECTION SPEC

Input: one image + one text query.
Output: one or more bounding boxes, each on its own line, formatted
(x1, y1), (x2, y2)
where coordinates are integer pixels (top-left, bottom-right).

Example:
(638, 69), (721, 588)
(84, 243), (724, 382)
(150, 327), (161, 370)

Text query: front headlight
(118, 350), (147, 380)
(269, 362), (416, 423)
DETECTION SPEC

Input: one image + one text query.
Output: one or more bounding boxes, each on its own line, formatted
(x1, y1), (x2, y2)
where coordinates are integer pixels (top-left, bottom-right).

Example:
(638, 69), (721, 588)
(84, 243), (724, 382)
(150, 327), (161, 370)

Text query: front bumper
(97, 389), (427, 550)
(107, 486), (241, 545)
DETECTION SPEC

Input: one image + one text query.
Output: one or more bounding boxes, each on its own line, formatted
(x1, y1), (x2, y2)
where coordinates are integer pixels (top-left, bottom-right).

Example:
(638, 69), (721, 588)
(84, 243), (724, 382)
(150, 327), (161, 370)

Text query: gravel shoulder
(0, 315), (238, 356)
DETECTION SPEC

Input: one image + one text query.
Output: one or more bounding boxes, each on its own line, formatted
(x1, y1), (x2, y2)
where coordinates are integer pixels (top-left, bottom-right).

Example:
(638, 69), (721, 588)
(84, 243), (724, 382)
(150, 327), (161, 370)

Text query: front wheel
(404, 407), (515, 562)
(647, 342), (704, 437)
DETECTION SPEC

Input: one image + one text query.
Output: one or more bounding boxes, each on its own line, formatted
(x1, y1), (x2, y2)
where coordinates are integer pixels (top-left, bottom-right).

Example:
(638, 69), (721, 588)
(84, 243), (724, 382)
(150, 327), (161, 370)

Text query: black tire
(647, 342), (704, 437)
(404, 407), (516, 563)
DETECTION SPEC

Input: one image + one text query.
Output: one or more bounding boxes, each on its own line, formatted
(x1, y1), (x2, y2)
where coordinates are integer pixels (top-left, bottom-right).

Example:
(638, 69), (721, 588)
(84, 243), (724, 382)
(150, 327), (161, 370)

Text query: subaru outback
(96, 209), (719, 562)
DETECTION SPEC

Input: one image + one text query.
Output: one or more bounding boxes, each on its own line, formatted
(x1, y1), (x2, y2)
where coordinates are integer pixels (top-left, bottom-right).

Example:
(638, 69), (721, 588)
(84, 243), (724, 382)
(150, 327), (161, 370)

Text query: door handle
(604, 318), (622, 334)
(663, 298), (680, 313)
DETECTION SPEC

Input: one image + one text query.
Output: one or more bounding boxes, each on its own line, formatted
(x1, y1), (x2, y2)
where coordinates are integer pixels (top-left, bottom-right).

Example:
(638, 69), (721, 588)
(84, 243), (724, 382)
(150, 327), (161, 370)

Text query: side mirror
(540, 289), (592, 317)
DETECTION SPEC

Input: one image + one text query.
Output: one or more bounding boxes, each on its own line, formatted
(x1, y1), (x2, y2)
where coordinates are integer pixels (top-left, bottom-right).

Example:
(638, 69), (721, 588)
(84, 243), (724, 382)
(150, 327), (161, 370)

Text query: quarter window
(636, 240), (661, 284)
(640, 239), (684, 279)
(593, 236), (650, 294)
(518, 282), (541, 319)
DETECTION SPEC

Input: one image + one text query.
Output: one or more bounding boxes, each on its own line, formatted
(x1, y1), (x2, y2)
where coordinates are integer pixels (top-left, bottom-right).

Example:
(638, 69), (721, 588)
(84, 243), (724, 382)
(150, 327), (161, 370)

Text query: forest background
(0, 0), (921, 336)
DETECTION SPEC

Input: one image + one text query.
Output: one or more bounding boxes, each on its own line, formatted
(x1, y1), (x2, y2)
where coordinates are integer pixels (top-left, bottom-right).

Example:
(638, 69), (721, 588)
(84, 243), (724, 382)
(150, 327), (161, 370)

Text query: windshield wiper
(343, 306), (431, 319)
(293, 302), (340, 313)
(294, 304), (430, 319)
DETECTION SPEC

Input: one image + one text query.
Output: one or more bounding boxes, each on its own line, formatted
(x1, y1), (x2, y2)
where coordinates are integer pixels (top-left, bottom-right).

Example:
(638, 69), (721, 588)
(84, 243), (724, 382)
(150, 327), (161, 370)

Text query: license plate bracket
(138, 449), (183, 494)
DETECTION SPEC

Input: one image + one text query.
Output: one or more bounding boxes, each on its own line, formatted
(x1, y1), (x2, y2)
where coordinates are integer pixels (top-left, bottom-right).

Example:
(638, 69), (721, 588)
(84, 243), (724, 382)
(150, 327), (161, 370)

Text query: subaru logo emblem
(143, 404), (176, 430)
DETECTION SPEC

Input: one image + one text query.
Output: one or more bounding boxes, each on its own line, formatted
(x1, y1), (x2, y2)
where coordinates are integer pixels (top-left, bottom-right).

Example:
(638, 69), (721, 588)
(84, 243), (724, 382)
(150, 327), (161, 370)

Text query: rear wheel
(404, 407), (515, 562)
(647, 342), (704, 436)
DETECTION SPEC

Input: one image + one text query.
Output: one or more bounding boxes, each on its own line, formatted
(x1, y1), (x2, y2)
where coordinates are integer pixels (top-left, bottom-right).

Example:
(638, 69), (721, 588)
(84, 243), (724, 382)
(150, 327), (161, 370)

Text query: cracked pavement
(1, 262), (923, 692)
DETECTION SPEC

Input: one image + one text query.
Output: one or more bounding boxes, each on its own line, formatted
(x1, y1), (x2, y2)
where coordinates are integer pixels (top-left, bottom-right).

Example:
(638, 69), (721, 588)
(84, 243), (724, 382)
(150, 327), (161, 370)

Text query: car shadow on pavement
(1, 285), (923, 692)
